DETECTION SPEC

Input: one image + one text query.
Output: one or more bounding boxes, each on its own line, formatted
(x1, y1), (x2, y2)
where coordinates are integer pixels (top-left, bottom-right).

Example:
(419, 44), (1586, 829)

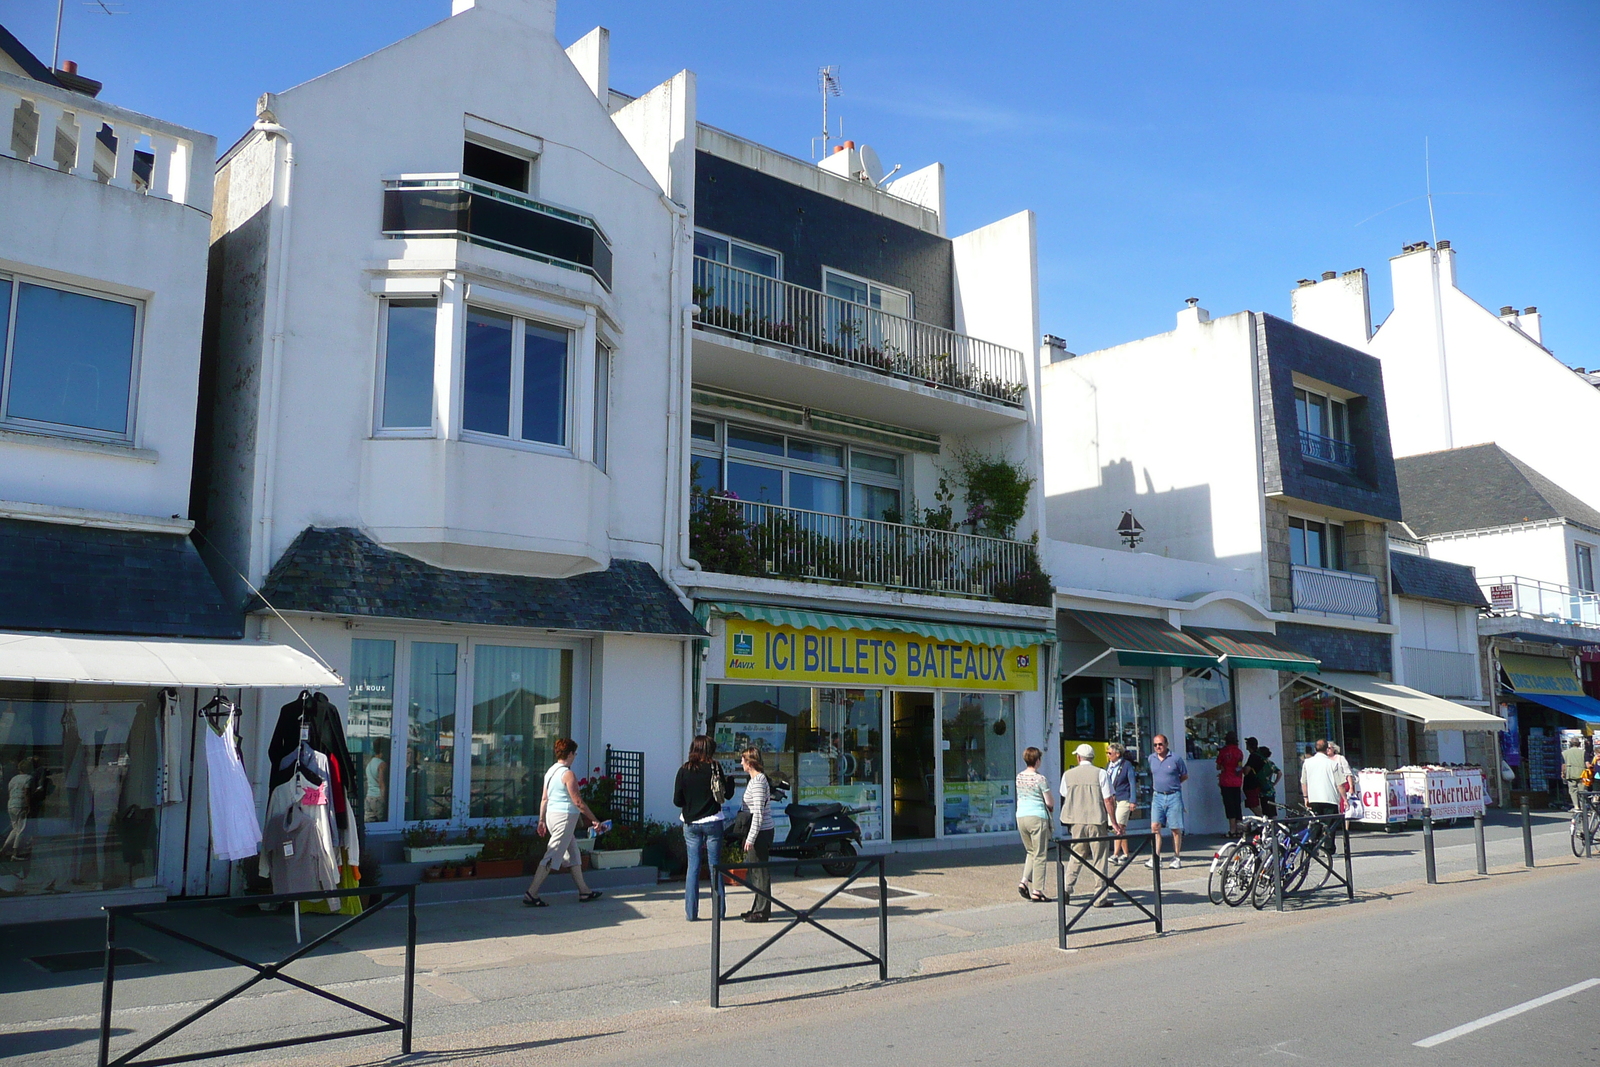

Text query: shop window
(469, 645), (572, 818)
(348, 639), (396, 824)
(708, 684), (884, 841)
(1183, 670), (1235, 760)
(377, 299), (437, 430)
(462, 306), (570, 448)
(1290, 516), (1345, 571)
(0, 683), (163, 896)
(406, 642), (458, 822)
(1061, 676), (1154, 800)
(1291, 689), (1343, 796)
(1, 275), (140, 440)
(941, 692), (1016, 835)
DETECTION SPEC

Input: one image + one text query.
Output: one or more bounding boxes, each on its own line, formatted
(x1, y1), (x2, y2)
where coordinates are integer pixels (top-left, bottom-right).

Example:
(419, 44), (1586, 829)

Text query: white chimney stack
(1290, 268), (1372, 349)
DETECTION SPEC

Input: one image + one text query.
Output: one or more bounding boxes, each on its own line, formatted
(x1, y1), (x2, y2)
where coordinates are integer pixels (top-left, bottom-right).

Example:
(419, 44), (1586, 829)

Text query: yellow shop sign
(724, 620), (1039, 692)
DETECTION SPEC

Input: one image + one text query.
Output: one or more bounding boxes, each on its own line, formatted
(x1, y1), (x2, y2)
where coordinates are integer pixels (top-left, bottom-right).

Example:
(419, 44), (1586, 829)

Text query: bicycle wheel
(1208, 840), (1240, 905)
(1220, 846), (1257, 907)
(1250, 845), (1282, 909)
(1283, 845), (1312, 894)
(1572, 819), (1584, 858)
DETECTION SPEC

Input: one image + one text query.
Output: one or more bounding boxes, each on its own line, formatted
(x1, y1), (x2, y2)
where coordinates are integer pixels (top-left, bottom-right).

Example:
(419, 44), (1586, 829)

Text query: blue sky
(9, 1), (1597, 365)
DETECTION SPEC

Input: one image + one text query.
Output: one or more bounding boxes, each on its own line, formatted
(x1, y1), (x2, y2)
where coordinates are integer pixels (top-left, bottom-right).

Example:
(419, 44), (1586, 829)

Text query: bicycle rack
(709, 856), (888, 1007)
(1052, 830), (1164, 950)
(1266, 813), (1354, 912)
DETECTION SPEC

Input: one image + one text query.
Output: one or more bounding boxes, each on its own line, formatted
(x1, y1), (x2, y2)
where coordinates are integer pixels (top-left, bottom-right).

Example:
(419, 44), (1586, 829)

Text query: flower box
(721, 867), (748, 886)
(590, 848), (644, 870)
(474, 858), (526, 879)
(404, 844), (483, 864)
(575, 839), (595, 853)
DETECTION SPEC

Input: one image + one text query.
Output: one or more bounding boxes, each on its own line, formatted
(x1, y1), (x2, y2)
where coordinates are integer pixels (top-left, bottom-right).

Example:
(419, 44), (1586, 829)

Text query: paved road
(0, 810), (1585, 1066)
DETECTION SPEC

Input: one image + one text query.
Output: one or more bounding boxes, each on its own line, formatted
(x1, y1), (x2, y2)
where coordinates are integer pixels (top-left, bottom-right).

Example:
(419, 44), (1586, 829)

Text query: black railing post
(1150, 838), (1162, 926)
(99, 910), (117, 1067)
(877, 857), (888, 982)
(710, 865), (723, 1008)
(1422, 806), (1438, 884)
(402, 885), (416, 1054)
(1343, 819), (1355, 901)
(1056, 838), (1067, 951)
(1473, 812), (1488, 875)
(1522, 797), (1535, 868)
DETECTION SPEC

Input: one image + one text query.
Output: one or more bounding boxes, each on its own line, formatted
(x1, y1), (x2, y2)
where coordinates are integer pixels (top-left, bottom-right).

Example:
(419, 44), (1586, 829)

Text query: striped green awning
(700, 602), (1051, 649)
(1187, 628), (1321, 673)
(1062, 609), (1219, 669)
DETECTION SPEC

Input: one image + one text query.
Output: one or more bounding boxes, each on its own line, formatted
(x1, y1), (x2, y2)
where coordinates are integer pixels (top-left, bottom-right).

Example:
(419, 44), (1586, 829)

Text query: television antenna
(814, 65), (841, 159)
(51, 0), (125, 71)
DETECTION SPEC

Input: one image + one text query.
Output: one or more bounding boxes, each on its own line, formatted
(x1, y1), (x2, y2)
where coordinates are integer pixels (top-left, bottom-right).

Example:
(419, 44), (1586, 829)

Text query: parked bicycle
(1211, 808), (1340, 908)
(1571, 791), (1600, 858)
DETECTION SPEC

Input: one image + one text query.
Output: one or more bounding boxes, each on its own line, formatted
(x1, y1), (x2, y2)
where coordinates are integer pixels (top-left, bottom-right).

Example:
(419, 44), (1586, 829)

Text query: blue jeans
(1151, 791), (1186, 832)
(683, 819), (725, 920)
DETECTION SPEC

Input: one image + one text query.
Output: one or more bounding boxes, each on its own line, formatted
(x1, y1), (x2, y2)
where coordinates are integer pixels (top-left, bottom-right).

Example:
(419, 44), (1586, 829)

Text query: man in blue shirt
(1144, 734), (1188, 869)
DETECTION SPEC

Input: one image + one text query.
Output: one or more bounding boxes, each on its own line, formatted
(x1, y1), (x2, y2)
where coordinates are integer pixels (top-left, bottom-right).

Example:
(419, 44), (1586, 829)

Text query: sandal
(521, 892), (548, 908)
(1017, 882), (1031, 901)
(1031, 892), (1051, 902)
(578, 891), (603, 903)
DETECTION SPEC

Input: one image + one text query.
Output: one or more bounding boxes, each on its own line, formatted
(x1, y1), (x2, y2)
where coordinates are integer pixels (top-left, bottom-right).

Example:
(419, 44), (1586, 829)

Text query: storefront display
(942, 692), (1016, 835)
(1184, 670), (1235, 760)
(1060, 675), (1153, 800)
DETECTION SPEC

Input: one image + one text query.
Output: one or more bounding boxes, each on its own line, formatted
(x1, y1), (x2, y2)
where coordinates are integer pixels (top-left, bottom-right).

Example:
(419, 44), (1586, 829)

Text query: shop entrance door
(891, 691), (937, 840)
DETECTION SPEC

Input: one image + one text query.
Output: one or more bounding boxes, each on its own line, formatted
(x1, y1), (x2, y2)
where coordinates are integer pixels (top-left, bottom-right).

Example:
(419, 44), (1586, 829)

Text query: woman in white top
(523, 738), (604, 907)
(739, 747), (777, 923)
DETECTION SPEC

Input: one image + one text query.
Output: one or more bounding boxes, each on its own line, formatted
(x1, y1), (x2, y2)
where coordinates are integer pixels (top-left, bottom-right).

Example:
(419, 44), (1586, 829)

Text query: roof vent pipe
(1500, 306), (1516, 316)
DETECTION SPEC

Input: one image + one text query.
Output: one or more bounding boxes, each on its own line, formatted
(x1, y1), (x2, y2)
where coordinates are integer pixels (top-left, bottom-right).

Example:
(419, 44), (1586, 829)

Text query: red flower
(578, 777), (589, 786)
(614, 774), (624, 783)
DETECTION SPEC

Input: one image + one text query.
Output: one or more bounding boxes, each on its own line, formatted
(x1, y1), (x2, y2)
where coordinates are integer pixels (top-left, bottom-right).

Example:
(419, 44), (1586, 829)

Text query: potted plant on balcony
(401, 821), (484, 865)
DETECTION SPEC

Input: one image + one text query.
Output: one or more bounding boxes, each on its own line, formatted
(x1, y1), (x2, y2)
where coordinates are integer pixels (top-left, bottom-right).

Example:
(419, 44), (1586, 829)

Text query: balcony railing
(1292, 564), (1383, 619)
(382, 177), (613, 289)
(692, 257), (1027, 407)
(1299, 429), (1357, 469)
(691, 496), (1048, 605)
(1401, 647), (1480, 700)
(1, 70), (202, 205)
(1481, 575), (1600, 627)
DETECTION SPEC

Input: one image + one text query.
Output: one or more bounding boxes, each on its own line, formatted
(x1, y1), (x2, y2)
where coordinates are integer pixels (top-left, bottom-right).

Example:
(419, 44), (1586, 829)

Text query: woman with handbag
(522, 738), (604, 907)
(738, 747), (776, 923)
(673, 735), (726, 922)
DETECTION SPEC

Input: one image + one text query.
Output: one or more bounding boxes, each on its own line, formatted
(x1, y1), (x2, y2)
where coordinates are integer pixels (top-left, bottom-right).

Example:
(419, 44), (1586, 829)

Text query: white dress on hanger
(206, 715), (262, 861)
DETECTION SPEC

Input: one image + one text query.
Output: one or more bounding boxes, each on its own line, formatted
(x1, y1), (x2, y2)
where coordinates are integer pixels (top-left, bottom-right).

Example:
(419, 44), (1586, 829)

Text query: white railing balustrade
(1401, 647), (1480, 700)
(1291, 564), (1383, 619)
(695, 496), (1040, 600)
(692, 257), (1028, 407)
(0, 71), (208, 209)
(1481, 575), (1600, 628)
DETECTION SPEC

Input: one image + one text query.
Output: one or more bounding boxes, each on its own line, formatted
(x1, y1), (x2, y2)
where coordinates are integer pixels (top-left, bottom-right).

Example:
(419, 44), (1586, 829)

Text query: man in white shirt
(1300, 739), (1345, 818)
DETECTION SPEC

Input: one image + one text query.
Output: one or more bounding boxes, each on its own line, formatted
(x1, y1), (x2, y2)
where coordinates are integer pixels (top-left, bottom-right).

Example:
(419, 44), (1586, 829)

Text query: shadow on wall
(1046, 458), (1258, 569)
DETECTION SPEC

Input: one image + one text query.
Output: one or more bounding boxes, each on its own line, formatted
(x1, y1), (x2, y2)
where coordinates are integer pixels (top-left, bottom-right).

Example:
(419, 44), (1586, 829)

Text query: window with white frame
(694, 229), (781, 278)
(823, 267), (912, 319)
(0, 273), (141, 439)
(690, 416), (903, 520)
(462, 305), (570, 447)
(592, 339), (610, 472)
(376, 298), (437, 431)
(1578, 543), (1596, 593)
(1289, 516), (1345, 571)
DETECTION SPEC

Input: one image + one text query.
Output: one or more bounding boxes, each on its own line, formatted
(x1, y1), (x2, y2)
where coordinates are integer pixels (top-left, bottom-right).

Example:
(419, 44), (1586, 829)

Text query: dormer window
(1295, 386), (1354, 468)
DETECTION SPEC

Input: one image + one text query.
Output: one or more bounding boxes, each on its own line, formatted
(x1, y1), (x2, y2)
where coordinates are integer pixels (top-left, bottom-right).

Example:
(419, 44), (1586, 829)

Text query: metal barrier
(1264, 813), (1354, 911)
(1052, 830), (1163, 950)
(1522, 797), (1535, 867)
(98, 885), (416, 1067)
(709, 856), (887, 1008)
(1422, 807), (1439, 883)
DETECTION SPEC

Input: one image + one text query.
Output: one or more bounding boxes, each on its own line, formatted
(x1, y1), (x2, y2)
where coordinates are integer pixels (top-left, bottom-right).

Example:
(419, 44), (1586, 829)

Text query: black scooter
(766, 777), (866, 875)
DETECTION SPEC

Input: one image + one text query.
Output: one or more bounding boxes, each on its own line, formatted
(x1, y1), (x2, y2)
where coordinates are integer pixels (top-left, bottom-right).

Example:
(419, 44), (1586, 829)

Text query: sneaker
(1142, 858), (1156, 869)
(1115, 855), (1132, 865)
(1165, 858), (1183, 870)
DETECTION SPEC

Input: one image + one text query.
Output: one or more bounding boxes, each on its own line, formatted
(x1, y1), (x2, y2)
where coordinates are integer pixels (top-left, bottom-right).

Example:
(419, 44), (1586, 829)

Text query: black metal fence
(1262, 812), (1355, 910)
(605, 745), (644, 826)
(98, 885), (416, 1067)
(1052, 830), (1164, 950)
(709, 856), (888, 1007)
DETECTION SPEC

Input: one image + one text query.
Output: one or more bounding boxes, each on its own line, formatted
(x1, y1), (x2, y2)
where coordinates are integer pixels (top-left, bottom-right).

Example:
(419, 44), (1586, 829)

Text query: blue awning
(1518, 692), (1600, 725)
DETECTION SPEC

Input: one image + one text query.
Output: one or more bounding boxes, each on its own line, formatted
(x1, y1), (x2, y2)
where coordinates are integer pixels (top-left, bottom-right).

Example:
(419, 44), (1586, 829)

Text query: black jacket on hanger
(268, 692), (362, 850)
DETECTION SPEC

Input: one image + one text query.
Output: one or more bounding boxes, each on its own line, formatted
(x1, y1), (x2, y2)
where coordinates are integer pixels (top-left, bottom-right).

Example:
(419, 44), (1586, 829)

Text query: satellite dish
(858, 144), (883, 185)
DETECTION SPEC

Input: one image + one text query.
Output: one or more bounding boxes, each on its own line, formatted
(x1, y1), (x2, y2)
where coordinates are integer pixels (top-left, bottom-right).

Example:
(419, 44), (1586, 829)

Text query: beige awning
(1298, 671), (1505, 732)
(0, 632), (342, 688)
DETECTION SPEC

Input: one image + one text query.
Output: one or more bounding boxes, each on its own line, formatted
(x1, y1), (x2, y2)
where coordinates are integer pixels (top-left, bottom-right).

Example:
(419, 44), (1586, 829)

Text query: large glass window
(692, 416), (902, 520)
(462, 305), (570, 447)
(1290, 516), (1345, 570)
(406, 642), (457, 822)
(1060, 675), (1154, 801)
(708, 684), (885, 841)
(470, 645), (573, 818)
(941, 692), (1016, 835)
(823, 268), (912, 319)
(1, 276), (140, 438)
(1183, 669), (1234, 760)
(1294, 387), (1349, 442)
(378, 299), (437, 429)
(0, 683), (163, 896)
(1577, 544), (1596, 593)
(1290, 689), (1343, 798)
(348, 639), (396, 824)
(694, 230), (781, 278)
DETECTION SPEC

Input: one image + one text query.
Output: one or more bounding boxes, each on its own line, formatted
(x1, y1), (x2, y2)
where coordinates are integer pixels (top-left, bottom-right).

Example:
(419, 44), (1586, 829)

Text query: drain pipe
(250, 101), (294, 588)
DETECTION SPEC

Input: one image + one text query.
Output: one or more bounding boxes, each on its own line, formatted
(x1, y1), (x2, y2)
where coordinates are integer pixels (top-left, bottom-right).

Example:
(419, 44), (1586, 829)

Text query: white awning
(1298, 671), (1505, 732)
(0, 632), (342, 688)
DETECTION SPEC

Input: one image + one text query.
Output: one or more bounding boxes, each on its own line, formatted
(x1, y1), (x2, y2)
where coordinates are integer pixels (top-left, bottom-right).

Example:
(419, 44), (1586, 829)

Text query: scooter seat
(786, 802), (843, 819)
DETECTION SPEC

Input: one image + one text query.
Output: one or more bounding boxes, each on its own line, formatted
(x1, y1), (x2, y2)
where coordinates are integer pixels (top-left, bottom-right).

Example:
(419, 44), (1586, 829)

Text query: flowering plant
(577, 767), (621, 825)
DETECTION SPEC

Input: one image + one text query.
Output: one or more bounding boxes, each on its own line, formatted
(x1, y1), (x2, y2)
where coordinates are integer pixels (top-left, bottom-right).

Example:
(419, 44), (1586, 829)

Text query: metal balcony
(1299, 429), (1357, 469)
(1481, 575), (1600, 627)
(1292, 564), (1383, 619)
(691, 497), (1045, 603)
(1401, 647), (1480, 699)
(692, 257), (1027, 407)
(382, 177), (613, 289)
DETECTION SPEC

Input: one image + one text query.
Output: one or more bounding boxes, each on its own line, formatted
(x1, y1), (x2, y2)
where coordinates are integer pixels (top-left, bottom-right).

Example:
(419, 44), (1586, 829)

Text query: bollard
(1473, 812), (1488, 876)
(1422, 807), (1438, 884)
(1522, 797), (1535, 868)
(709, 878), (722, 1008)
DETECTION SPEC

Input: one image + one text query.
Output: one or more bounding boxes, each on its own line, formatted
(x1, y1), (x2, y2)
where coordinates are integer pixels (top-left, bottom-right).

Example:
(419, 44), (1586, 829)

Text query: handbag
(1342, 792), (1366, 820)
(729, 809), (753, 842)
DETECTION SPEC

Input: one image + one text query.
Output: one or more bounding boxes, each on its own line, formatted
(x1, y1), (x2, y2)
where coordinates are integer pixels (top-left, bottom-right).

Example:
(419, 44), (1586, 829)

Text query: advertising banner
(724, 620), (1039, 692)
(943, 780), (1017, 835)
(1354, 770), (1410, 825)
(1401, 766), (1487, 820)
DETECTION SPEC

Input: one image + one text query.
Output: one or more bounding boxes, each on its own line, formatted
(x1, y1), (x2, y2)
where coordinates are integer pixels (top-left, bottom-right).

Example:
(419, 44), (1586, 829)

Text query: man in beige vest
(1058, 743), (1115, 906)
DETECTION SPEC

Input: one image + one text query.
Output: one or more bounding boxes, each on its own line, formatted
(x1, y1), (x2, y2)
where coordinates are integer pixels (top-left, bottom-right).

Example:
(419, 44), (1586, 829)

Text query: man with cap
(1058, 743), (1115, 906)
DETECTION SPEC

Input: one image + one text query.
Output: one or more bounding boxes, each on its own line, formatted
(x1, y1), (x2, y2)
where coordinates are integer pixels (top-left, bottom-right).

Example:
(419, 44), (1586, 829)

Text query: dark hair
(1259, 746), (1272, 758)
(553, 738), (577, 761)
(1245, 736), (1258, 749)
(1224, 732), (1238, 746)
(1022, 746), (1042, 768)
(741, 746), (765, 773)
(684, 734), (715, 768)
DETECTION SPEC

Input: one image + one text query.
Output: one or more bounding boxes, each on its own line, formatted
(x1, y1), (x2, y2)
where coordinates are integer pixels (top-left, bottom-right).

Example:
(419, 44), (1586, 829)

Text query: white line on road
(1413, 977), (1600, 1048)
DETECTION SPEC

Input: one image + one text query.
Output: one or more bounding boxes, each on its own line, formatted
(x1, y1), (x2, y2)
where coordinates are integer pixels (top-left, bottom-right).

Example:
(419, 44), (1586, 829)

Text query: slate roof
(0, 518), (241, 638)
(256, 527), (707, 638)
(1395, 443), (1600, 537)
(0, 23), (63, 86)
(1390, 552), (1488, 608)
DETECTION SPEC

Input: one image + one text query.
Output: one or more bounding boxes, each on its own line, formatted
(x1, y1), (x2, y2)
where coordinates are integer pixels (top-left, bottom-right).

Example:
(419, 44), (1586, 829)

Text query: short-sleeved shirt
(1257, 759), (1280, 797)
(1301, 753), (1343, 805)
(1148, 751), (1188, 793)
(1216, 745), (1244, 788)
(1015, 768), (1051, 819)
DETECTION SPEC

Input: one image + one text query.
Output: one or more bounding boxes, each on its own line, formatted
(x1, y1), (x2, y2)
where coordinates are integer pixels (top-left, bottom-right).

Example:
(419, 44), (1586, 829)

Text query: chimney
(818, 141), (862, 181)
(1290, 267), (1371, 348)
(51, 59), (102, 97)
(1042, 334), (1075, 363)
(1519, 306), (1542, 345)
(1176, 296), (1210, 331)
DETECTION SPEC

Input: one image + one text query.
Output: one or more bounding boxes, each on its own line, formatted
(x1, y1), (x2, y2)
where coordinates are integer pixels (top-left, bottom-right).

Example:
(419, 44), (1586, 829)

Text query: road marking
(1413, 978), (1600, 1048)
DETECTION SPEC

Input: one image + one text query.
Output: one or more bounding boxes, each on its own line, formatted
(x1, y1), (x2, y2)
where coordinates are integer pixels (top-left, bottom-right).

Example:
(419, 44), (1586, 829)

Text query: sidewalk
(0, 811), (1574, 1066)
